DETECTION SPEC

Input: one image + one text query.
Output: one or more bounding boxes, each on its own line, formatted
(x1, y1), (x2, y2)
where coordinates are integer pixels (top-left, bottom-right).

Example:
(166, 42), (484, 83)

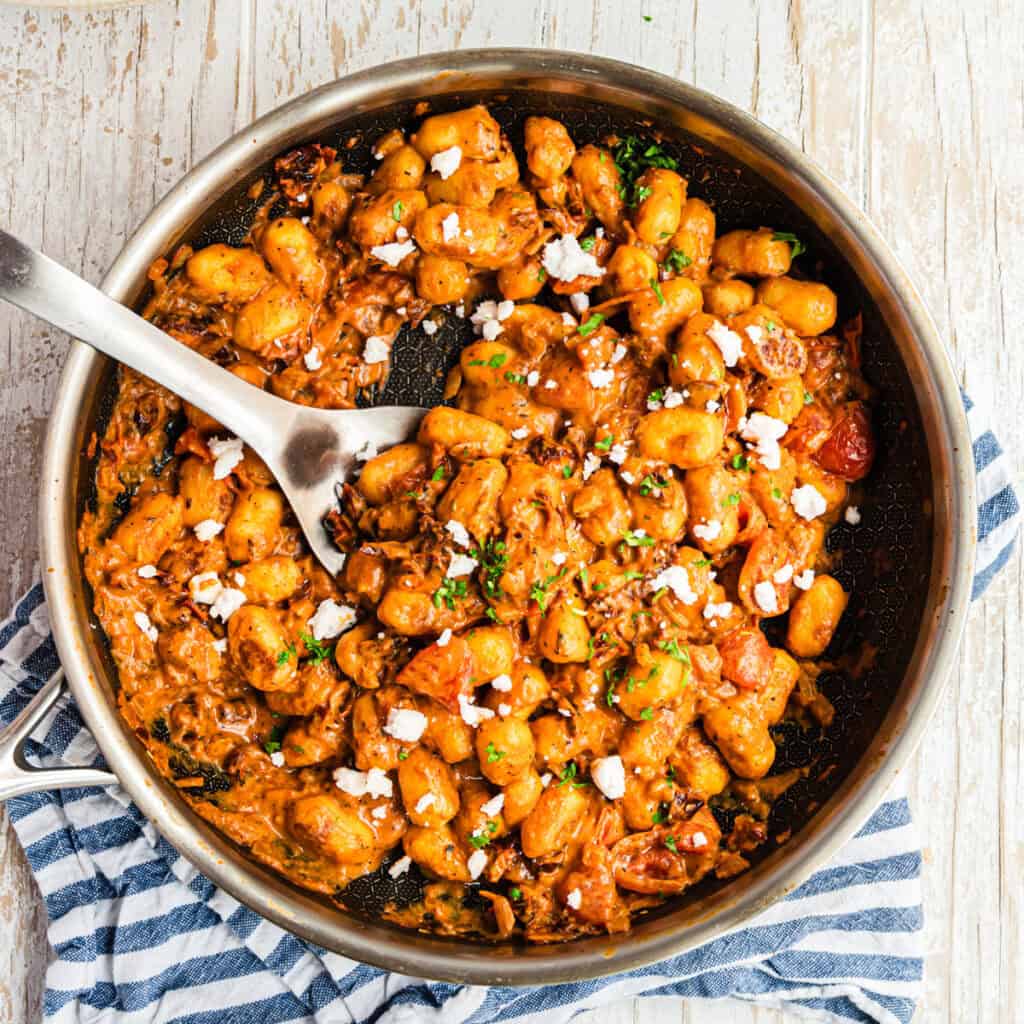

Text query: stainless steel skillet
(0, 49), (974, 985)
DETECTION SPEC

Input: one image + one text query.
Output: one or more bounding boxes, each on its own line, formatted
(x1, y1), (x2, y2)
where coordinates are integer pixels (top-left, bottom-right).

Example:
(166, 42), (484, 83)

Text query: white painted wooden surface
(0, 2), (1021, 1021)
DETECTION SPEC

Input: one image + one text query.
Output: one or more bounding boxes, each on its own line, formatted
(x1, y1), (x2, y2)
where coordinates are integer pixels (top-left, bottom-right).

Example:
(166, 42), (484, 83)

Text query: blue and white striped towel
(0, 394), (1017, 1024)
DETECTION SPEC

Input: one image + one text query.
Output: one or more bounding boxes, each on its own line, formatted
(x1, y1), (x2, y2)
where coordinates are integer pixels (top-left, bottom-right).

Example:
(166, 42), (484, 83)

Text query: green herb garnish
(392, 200), (404, 222)
(300, 632), (334, 665)
(504, 371), (528, 385)
(562, 464), (573, 479)
(650, 278), (665, 305)
(276, 642), (296, 666)
(432, 577), (468, 610)
(772, 231), (806, 258)
(664, 249), (692, 273)
(485, 742), (506, 763)
(470, 538), (509, 600)
(578, 312), (605, 337)
(659, 639), (690, 663)
(664, 834), (678, 852)
(639, 473), (668, 496)
(431, 465), (446, 482)
(622, 529), (655, 548)
(731, 454), (750, 471)
(579, 236), (596, 252)
(594, 434), (614, 451)
(612, 135), (678, 207)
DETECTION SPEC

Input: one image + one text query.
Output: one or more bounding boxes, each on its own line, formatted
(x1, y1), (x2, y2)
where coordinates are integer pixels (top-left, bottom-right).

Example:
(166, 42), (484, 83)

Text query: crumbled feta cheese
(208, 436), (245, 480)
(194, 519), (224, 542)
(582, 453), (602, 480)
(754, 581), (779, 614)
(333, 768), (369, 796)
(591, 755), (626, 800)
(540, 773), (552, 787)
(496, 300), (515, 320)
(137, 564), (159, 579)
(690, 831), (708, 849)
(745, 324), (764, 345)
(481, 320), (502, 341)
(304, 347), (323, 371)
(366, 768), (393, 798)
(384, 708), (428, 743)
(445, 520), (471, 549)
(430, 145), (463, 179)
(569, 292), (590, 315)
(210, 588), (246, 622)
(369, 240), (416, 266)
(363, 335), (391, 364)
(480, 793), (505, 817)
(395, 226), (409, 241)
(611, 343), (628, 365)
(422, 319), (439, 336)
(705, 399), (720, 413)
(498, 702), (512, 717)
(388, 855), (412, 878)
(491, 673), (513, 692)
(133, 611), (158, 642)
(458, 694), (495, 727)
(587, 368), (614, 389)
(414, 793), (437, 815)
(541, 233), (606, 281)
(845, 505), (862, 525)
(526, 370), (540, 387)
(693, 520), (722, 543)
(558, 708), (571, 718)
(608, 443), (629, 465)
(741, 412), (788, 471)
(436, 628), (453, 648)
(595, 227), (605, 238)
(551, 551), (567, 566)
(371, 805), (388, 820)
(620, 470), (636, 485)
(212, 638), (228, 653)
(189, 572), (223, 604)
(649, 565), (697, 605)
(773, 564), (794, 584)
(566, 888), (582, 910)
(561, 312), (577, 328)
(447, 552), (478, 578)
(232, 572), (246, 587)
(441, 211), (460, 242)
(707, 320), (743, 366)
(467, 849), (488, 880)
(269, 751), (285, 768)
(308, 598), (357, 640)
(791, 483), (828, 521)
(454, 303), (466, 317)
(510, 426), (529, 440)
(544, 378), (558, 390)
(703, 600), (734, 621)
(794, 569), (816, 590)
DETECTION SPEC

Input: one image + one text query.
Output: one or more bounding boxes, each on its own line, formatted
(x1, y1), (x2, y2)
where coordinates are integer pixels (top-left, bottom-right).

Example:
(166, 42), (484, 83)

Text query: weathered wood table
(1, 2), (1020, 1021)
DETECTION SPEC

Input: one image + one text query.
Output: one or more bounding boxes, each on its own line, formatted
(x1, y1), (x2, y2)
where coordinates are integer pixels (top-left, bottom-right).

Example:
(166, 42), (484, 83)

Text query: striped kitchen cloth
(0, 394), (1017, 1024)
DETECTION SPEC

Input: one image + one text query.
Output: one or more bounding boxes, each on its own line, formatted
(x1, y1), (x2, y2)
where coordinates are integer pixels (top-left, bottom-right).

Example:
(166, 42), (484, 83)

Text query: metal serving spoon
(0, 229), (426, 575)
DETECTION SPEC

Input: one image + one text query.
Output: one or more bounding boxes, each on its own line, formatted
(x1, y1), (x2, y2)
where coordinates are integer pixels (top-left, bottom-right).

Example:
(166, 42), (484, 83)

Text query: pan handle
(0, 671), (118, 802)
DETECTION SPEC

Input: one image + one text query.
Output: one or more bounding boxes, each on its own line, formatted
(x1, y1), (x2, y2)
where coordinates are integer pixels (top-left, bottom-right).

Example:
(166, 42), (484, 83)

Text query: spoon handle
(0, 229), (284, 456)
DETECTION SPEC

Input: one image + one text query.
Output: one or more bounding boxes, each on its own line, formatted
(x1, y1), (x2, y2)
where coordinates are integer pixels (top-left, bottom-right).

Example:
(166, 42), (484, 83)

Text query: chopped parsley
(509, 887), (522, 901)
(612, 134), (678, 206)
(530, 567), (568, 612)
(771, 486), (783, 500)
(536, 267), (547, 282)
(647, 388), (664, 405)
(664, 834), (678, 852)
(432, 577), (468, 610)
(470, 538), (509, 600)
(398, 750), (410, 761)
(622, 529), (656, 548)
(579, 236), (596, 252)
(651, 801), (669, 825)
(723, 492), (741, 507)
(263, 723), (286, 755)
(650, 278), (665, 305)
(557, 761), (590, 788)
(300, 632), (334, 665)
(772, 230), (806, 258)
(562, 464), (573, 479)
(623, 570), (645, 580)
(659, 639), (690, 664)
(804, 390), (814, 405)
(469, 352), (508, 368)
(504, 371), (528, 385)
(431, 465), (446, 482)
(276, 642), (296, 666)
(642, 13), (652, 21)
(578, 312), (605, 337)
(692, 557), (711, 568)
(594, 434), (614, 451)
(731, 454), (750, 471)
(468, 821), (499, 849)
(391, 200), (404, 222)
(639, 473), (668, 497)
(485, 742), (506, 763)
(664, 248), (692, 273)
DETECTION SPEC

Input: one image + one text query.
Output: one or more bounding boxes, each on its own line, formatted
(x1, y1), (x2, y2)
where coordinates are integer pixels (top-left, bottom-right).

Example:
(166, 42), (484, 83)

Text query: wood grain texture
(0, 2), (1020, 1021)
